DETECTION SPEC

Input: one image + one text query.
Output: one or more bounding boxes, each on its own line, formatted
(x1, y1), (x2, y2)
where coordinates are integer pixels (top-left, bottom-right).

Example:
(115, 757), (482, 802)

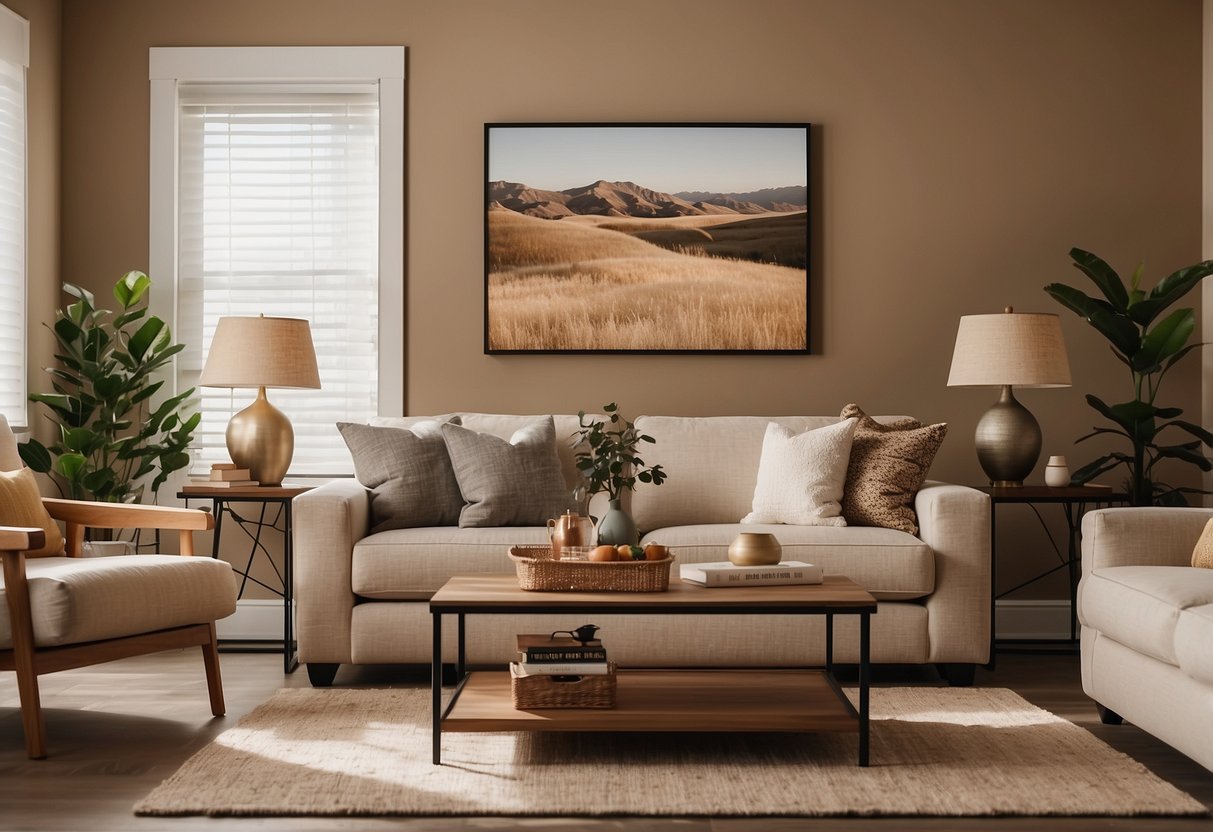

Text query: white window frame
(147, 46), (405, 431)
(0, 4), (27, 429)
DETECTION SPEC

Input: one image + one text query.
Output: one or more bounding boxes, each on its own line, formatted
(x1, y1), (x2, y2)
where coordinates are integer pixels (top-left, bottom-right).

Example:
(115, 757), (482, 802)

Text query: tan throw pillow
(0, 467), (65, 557)
(1193, 518), (1213, 568)
(839, 404), (947, 535)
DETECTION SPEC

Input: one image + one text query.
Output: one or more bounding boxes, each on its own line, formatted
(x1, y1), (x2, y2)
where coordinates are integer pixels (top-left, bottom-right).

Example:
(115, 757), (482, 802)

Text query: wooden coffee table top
(430, 574), (876, 615)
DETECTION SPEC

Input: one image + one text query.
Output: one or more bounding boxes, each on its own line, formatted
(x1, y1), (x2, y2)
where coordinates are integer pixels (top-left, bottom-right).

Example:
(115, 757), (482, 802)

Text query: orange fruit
(644, 543), (668, 560)
(590, 544), (618, 562)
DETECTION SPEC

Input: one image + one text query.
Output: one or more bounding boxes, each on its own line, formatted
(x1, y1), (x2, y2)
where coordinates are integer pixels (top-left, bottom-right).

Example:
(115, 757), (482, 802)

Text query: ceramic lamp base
(974, 385), (1041, 487)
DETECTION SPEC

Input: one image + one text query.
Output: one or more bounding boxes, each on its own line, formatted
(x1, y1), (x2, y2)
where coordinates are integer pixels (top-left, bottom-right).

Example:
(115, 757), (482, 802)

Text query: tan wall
(5, 0), (57, 440)
(57, 0), (1204, 604)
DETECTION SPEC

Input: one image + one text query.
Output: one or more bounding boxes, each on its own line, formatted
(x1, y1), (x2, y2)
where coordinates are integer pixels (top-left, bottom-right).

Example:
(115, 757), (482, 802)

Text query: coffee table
(429, 574), (878, 766)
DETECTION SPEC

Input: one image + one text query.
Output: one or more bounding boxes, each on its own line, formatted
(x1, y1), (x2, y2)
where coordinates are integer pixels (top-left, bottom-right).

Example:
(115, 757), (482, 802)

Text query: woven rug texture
(135, 686), (1207, 817)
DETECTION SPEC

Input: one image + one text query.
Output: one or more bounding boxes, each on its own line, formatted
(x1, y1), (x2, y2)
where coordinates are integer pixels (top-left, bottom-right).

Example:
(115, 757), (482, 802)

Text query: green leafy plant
(571, 403), (668, 500)
(19, 271), (200, 503)
(1044, 248), (1213, 505)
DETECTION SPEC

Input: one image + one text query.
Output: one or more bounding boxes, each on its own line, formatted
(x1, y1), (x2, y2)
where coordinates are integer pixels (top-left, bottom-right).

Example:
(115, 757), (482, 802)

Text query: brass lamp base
(226, 387), (294, 487)
(974, 385), (1041, 487)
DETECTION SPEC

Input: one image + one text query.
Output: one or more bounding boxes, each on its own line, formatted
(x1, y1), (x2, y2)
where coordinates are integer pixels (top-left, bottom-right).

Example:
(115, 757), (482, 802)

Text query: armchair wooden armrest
(42, 498), (214, 557)
(0, 527), (47, 554)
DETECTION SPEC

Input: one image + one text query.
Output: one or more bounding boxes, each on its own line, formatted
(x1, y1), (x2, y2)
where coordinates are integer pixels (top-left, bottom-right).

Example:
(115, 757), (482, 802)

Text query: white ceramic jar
(1044, 455), (1071, 488)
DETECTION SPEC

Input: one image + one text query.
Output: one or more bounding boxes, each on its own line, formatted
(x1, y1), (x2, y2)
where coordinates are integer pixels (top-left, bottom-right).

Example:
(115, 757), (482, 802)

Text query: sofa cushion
(840, 404), (946, 535)
(1191, 517), (1213, 568)
(631, 416), (840, 531)
(371, 413), (596, 492)
(352, 526), (550, 598)
(1174, 603), (1213, 685)
(0, 555), (237, 649)
(338, 418), (463, 533)
(741, 419), (856, 527)
(441, 417), (570, 527)
(1079, 565), (1213, 666)
(644, 524), (933, 600)
(0, 467), (65, 557)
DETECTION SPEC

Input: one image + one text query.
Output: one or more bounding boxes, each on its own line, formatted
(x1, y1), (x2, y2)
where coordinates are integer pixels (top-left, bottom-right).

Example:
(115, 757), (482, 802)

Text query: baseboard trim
(996, 599), (1071, 641)
(216, 600), (285, 641)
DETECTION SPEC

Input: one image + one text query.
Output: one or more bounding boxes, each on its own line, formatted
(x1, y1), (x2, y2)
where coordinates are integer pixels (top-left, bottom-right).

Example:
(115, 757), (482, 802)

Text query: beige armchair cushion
(0, 555), (237, 648)
(0, 468), (64, 557)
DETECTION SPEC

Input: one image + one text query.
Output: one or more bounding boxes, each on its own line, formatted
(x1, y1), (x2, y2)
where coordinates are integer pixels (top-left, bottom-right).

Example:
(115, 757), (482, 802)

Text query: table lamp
(946, 307), (1071, 486)
(199, 315), (321, 486)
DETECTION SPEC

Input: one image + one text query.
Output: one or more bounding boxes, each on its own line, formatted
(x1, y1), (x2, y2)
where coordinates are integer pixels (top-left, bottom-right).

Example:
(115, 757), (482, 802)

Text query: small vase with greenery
(571, 403), (667, 546)
(19, 271), (200, 504)
(1044, 248), (1213, 505)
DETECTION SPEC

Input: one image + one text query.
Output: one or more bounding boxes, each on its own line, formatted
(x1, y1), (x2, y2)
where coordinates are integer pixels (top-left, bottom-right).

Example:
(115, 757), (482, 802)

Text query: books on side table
(187, 462), (259, 488)
(512, 633), (610, 677)
(680, 560), (824, 587)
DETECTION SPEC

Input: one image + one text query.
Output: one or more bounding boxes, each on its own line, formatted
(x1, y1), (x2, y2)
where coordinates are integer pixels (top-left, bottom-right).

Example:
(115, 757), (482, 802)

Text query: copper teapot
(547, 510), (594, 558)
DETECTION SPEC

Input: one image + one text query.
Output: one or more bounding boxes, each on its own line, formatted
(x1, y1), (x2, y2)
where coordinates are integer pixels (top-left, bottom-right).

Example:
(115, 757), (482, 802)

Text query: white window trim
(0, 3), (27, 429)
(147, 46), (405, 417)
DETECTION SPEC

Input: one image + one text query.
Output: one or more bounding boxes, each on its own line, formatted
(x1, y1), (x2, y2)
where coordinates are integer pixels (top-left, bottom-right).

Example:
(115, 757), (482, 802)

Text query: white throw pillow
(741, 418), (857, 526)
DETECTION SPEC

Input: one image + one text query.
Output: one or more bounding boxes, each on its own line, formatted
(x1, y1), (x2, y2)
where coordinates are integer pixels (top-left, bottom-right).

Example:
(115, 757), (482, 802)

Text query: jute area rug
(136, 686), (1207, 818)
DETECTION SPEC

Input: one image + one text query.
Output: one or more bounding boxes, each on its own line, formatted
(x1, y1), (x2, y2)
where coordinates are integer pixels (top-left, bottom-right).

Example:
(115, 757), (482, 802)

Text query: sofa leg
(937, 663), (977, 687)
(306, 663), (340, 687)
(1096, 703), (1124, 725)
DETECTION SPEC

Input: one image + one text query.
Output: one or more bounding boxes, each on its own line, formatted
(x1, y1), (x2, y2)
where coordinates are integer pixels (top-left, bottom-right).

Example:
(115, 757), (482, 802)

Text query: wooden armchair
(1, 499), (236, 759)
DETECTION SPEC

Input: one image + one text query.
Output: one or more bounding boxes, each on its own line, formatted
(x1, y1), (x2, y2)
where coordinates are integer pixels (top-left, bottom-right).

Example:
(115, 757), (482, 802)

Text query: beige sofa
(294, 414), (991, 687)
(1079, 507), (1213, 773)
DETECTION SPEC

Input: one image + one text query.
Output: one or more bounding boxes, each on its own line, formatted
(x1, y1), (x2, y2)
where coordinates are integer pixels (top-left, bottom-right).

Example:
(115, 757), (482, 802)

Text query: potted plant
(19, 271), (200, 504)
(571, 403), (667, 545)
(1044, 248), (1213, 505)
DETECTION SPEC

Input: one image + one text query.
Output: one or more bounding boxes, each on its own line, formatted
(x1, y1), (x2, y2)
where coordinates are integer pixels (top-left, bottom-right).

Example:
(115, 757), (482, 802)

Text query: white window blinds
(0, 5), (27, 428)
(176, 86), (380, 476)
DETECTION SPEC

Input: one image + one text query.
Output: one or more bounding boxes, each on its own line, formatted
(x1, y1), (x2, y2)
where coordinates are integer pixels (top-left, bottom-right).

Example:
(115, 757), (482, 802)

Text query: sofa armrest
(293, 478), (370, 665)
(915, 481), (991, 664)
(1081, 507), (1213, 574)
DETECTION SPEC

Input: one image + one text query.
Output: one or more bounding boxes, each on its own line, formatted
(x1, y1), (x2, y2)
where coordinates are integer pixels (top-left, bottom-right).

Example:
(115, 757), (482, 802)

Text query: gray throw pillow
(338, 417), (464, 533)
(440, 417), (570, 527)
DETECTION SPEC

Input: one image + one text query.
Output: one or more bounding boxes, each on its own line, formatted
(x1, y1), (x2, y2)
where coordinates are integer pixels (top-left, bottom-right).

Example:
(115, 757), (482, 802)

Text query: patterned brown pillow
(839, 404), (947, 535)
(1193, 518), (1213, 568)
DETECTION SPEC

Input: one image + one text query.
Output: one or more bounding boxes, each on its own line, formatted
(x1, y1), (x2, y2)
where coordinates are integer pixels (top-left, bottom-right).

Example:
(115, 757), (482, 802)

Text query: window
(0, 5), (27, 428)
(149, 47), (404, 476)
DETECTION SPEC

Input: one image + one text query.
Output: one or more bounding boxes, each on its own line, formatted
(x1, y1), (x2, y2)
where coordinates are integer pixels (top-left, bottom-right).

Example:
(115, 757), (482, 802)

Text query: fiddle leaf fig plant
(571, 402), (667, 501)
(18, 271), (200, 503)
(1044, 248), (1213, 506)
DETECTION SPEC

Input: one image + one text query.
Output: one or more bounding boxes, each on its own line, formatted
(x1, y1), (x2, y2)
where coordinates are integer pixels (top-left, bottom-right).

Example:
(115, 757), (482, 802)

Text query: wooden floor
(0, 649), (1210, 831)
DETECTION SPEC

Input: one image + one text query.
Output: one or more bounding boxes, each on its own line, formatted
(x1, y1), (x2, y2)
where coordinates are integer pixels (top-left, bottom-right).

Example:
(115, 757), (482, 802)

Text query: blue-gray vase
(596, 498), (638, 547)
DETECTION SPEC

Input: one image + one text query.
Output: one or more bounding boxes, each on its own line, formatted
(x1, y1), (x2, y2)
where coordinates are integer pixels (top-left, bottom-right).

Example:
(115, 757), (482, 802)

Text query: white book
(680, 560), (824, 587)
(512, 661), (612, 676)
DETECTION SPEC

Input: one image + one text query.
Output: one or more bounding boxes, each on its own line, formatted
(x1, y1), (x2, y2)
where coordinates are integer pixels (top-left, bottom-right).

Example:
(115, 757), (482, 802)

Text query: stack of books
(512, 632), (610, 677)
(189, 462), (259, 488)
(680, 560), (824, 587)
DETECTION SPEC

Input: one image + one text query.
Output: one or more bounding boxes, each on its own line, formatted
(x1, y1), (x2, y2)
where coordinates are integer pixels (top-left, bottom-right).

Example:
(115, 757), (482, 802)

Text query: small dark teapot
(550, 624), (600, 644)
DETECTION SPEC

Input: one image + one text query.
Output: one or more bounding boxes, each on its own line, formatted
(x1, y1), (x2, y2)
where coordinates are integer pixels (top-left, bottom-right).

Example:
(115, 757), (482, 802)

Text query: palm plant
(18, 271), (199, 503)
(1044, 248), (1213, 505)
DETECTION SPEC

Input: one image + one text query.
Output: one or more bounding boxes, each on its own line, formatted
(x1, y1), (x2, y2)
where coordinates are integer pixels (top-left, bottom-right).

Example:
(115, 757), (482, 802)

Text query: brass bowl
(727, 532), (782, 566)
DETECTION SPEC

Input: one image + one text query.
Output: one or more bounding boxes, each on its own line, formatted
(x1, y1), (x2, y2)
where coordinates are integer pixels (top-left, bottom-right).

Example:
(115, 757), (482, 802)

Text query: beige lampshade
(199, 316), (321, 389)
(947, 309), (1072, 388)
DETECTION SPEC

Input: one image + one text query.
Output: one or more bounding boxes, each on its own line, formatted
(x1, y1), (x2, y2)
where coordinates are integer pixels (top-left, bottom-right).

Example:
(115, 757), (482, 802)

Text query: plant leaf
(1132, 308), (1194, 372)
(1069, 248), (1129, 311)
(17, 439), (52, 472)
(127, 317), (165, 362)
(114, 270), (150, 309)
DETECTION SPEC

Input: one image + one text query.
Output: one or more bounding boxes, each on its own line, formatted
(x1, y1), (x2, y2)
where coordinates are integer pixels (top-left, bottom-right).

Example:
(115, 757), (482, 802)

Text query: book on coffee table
(680, 560), (824, 587)
(516, 633), (608, 663)
(512, 661), (612, 676)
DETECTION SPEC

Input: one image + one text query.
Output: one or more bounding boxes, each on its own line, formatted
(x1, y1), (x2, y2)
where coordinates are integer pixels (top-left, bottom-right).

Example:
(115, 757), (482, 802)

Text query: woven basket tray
(508, 545), (673, 592)
(510, 662), (617, 709)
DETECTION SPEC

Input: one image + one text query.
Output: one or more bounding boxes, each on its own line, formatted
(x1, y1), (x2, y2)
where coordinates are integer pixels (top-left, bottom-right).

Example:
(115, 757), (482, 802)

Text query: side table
(178, 485), (312, 673)
(979, 485), (1126, 659)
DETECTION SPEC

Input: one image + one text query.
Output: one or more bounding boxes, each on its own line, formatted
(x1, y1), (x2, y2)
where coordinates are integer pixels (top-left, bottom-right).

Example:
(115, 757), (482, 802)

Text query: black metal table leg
(1064, 502), (1080, 641)
(859, 612), (870, 767)
(283, 499), (297, 673)
(825, 613), (834, 673)
(210, 498), (224, 558)
(457, 613), (466, 678)
(432, 611), (442, 765)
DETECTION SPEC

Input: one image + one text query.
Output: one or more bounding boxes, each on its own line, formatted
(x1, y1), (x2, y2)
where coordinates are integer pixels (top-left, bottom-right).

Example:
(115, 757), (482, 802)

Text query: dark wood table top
(178, 485), (313, 499)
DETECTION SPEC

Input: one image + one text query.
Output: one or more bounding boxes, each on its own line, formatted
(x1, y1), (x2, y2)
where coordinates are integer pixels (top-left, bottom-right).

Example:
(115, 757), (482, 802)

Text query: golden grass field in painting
(487, 210), (807, 351)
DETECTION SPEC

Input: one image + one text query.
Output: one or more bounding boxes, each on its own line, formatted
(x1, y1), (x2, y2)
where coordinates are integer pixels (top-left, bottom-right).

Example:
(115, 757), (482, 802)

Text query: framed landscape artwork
(484, 123), (811, 354)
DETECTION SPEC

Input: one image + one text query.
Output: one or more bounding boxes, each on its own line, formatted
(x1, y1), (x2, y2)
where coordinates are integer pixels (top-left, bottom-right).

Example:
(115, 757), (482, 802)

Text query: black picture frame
(484, 122), (811, 355)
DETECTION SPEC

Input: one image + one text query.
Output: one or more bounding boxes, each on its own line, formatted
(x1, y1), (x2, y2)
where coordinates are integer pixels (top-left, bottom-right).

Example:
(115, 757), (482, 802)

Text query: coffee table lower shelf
(441, 668), (859, 733)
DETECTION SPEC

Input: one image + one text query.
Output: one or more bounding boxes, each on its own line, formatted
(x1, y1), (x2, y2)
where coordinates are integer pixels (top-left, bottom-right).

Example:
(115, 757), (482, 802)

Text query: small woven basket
(510, 662), (617, 709)
(508, 545), (673, 592)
